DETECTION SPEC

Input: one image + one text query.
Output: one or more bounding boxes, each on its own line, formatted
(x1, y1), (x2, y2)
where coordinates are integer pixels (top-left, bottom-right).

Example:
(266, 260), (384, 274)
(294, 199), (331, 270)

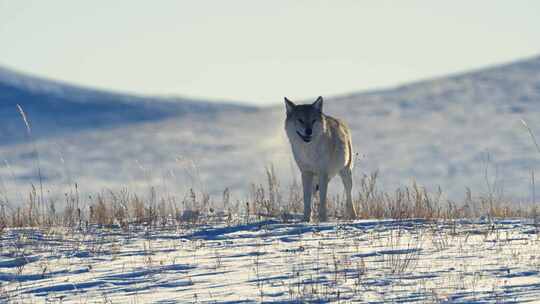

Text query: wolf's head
(284, 96), (324, 143)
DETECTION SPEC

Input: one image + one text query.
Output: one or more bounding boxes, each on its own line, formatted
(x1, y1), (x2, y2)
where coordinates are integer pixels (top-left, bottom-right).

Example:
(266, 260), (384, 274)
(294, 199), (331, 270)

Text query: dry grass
(353, 171), (531, 220)
(0, 167), (535, 230)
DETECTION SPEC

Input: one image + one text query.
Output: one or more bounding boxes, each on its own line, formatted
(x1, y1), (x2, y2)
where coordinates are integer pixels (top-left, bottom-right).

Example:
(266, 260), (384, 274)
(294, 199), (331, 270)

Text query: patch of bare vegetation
(0, 167), (535, 230)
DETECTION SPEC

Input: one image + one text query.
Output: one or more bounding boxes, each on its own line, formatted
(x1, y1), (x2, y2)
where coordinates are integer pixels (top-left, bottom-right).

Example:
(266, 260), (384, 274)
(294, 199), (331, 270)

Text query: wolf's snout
(305, 128), (312, 136)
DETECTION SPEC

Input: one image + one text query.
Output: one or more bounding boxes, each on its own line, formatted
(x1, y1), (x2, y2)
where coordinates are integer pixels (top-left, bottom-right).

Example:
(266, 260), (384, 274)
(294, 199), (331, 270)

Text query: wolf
(284, 96), (357, 222)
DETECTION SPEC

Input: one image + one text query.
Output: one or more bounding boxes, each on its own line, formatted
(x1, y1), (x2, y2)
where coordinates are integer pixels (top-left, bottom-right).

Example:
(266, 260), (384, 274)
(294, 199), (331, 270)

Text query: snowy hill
(1, 56), (540, 205)
(323, 55), (540, 200)
(0, 66), (253, 143)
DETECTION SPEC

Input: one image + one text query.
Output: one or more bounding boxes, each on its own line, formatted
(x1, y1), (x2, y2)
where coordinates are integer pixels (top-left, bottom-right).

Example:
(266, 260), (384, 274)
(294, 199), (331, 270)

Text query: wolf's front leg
(301, 171), (314, 222)
(318, 173), (329, 222)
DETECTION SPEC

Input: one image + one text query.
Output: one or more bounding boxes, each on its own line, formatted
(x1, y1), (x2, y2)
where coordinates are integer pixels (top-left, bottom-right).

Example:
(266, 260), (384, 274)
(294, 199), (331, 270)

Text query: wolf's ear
(284, 97), (295, 115)
(312, 96), (323, 112)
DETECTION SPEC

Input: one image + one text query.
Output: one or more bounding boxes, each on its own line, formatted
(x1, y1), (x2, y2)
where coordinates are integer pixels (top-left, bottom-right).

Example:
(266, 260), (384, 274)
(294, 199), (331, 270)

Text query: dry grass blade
(521, 119), (540, 155)
(16, 104), (45, 225)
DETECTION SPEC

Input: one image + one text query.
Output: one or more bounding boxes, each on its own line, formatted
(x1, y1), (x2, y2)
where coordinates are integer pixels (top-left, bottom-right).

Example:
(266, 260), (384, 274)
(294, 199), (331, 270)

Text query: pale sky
(1, 1), (539, 105)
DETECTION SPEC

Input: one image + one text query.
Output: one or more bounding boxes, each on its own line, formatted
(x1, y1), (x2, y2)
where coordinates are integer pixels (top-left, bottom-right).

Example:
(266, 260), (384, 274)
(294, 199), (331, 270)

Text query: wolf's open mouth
(296, 131), (312, 143)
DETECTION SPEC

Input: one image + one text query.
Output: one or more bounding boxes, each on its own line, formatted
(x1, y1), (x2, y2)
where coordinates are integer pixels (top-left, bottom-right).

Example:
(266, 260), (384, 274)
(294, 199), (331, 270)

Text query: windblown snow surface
(2, 218), (540, 303)
(2, 56), (540, 205)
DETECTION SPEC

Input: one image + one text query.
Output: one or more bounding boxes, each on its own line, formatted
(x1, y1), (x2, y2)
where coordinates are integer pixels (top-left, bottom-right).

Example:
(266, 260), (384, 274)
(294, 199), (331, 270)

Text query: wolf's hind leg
(301, 172), (314, 222)
(340, 167), (357, 220)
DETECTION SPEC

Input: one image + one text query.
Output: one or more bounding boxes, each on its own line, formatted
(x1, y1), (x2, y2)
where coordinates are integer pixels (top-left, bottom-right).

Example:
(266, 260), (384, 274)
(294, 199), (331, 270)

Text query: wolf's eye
(298, 119), (304, 124)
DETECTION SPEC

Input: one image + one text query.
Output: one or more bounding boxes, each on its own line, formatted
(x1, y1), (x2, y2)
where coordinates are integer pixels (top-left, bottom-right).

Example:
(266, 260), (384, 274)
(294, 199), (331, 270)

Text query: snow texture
(2, 219), (540, 302)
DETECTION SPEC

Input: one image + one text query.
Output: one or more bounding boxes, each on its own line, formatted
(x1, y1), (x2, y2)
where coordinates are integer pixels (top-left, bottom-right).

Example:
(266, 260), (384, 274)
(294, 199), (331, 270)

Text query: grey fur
(284, 96), (357, 222)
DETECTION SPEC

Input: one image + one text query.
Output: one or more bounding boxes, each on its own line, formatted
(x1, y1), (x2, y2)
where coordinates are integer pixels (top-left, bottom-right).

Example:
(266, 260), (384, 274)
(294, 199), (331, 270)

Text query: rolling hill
(0, 66), (253, 143)
(1, 56), (540, 206)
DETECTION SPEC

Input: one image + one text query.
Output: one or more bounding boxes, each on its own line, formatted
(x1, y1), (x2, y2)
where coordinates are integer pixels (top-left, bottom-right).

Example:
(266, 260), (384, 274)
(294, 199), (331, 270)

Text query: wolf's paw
(344, 209), (357, 221)
(318, 214), (329, 222)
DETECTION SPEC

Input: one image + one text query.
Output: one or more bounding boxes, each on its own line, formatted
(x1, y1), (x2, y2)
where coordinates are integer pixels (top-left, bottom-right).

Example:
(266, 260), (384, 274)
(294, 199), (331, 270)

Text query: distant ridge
(335, 55), (540, 102)
(0, 66), (254, 144)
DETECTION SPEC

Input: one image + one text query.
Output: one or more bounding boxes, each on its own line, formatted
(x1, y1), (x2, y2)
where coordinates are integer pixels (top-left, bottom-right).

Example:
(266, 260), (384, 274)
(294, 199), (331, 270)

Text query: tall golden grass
(0, 167), (535, 229)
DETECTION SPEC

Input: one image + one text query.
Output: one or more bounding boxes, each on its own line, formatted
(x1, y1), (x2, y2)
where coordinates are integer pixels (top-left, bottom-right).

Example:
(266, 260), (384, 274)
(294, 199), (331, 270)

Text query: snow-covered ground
(2, 218), (540, 303)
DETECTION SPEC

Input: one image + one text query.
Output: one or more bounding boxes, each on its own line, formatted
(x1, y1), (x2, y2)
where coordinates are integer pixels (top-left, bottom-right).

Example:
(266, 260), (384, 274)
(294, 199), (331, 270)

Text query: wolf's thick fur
(284, 96), (357, 222)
